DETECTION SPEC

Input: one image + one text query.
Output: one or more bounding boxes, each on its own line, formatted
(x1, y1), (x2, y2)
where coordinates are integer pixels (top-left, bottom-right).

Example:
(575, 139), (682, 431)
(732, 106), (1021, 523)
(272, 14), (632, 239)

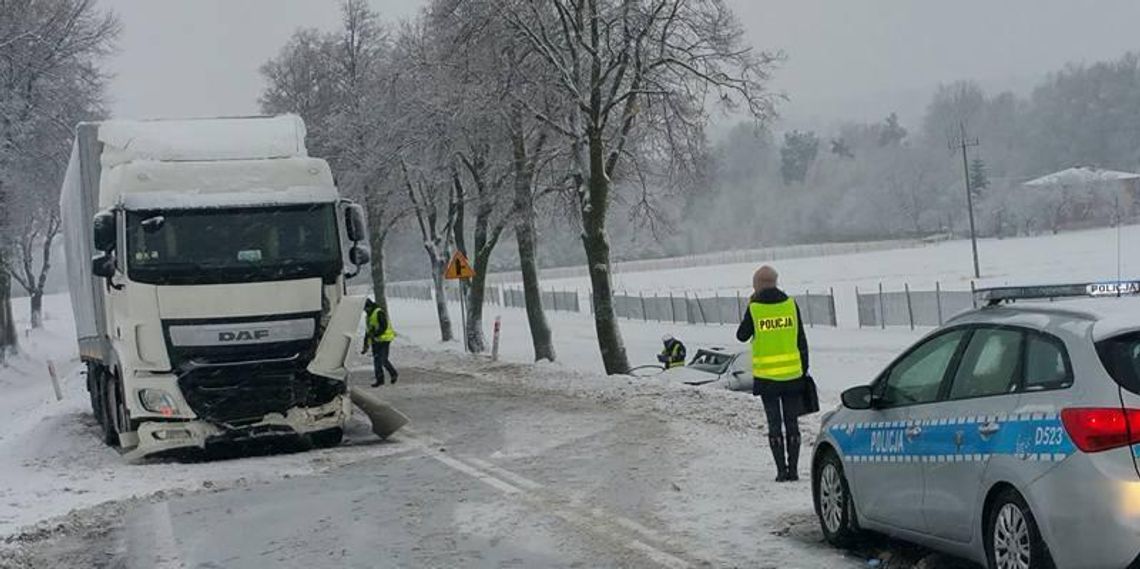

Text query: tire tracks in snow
(401, 427), (698, 569)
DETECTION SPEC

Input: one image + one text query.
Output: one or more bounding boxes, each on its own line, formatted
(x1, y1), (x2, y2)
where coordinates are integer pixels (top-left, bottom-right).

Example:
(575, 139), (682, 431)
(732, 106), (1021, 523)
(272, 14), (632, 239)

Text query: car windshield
(126, 204), (341, 285)
(687, 350), (732, 373)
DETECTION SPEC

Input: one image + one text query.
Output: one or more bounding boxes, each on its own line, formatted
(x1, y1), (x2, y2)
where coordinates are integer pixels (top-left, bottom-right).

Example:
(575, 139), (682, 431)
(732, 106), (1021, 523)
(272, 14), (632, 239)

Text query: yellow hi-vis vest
(749, 299), (803, 381)
(367, 307), (396, 343)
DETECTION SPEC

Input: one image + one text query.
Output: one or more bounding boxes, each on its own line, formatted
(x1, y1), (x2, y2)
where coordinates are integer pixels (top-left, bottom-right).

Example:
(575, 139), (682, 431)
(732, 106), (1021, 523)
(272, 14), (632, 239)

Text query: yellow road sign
(444, 250), (476, 280)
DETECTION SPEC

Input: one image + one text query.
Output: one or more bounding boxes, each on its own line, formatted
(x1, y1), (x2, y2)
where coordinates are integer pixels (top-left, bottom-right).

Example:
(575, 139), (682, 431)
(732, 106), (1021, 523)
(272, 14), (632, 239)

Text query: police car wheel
(813, 450), (858, 547)
(985, 489), (1051, 569)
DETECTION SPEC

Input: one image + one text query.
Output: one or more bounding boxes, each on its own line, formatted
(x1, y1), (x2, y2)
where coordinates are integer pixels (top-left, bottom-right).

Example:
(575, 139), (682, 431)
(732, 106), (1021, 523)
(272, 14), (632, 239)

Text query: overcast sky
(104, 0), (1140, 132)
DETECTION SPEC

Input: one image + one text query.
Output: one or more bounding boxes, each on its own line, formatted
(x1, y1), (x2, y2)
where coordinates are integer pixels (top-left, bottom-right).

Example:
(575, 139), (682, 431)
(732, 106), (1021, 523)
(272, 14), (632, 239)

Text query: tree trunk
(582, 129), (629, 375)
(511, 129), (554, 362)
(430, 259), (453, 342)
(465, 213), (491, 353)
(0, 268), (16, 360)
(515, 212), (554, 362)
(466, 263), (488, 353)
(363, 190), (389, 313)
(29, 291), (43, 329)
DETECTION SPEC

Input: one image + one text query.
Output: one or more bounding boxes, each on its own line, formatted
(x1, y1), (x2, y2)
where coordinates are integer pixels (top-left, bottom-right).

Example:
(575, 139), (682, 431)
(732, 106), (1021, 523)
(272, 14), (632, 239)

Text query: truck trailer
(60, 115), (371, 459)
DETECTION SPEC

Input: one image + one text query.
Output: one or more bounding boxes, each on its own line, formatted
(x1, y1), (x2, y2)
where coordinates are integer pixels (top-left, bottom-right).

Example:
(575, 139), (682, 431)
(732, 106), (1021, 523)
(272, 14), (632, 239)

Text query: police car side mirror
(841, 385), (873, 410)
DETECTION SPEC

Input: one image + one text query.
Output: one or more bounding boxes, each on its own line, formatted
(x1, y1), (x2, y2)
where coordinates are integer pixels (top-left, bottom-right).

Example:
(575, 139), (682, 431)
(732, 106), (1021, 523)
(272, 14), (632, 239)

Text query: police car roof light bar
(975, 281), (1140, 306)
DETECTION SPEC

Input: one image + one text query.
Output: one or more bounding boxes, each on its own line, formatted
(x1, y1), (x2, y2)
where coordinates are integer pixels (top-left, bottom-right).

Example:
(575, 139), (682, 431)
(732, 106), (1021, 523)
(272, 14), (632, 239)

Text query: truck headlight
(139, 389), (178, 417)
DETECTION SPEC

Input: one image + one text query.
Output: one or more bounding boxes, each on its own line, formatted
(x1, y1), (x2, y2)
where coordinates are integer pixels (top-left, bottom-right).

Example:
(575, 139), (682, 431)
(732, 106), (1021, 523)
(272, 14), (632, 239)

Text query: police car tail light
(1061, 407), (1140, 453)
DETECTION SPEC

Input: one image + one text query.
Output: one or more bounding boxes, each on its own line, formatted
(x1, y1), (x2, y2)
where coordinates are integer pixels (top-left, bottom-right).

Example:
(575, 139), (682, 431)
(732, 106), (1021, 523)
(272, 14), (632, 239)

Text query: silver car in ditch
(812, 283), (1140, 569)
(653, 347), (754, 391)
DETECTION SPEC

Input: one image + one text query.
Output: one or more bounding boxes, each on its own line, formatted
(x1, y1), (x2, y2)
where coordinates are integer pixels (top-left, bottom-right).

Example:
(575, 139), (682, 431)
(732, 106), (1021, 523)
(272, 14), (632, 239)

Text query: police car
(812, 281), (1140, 569)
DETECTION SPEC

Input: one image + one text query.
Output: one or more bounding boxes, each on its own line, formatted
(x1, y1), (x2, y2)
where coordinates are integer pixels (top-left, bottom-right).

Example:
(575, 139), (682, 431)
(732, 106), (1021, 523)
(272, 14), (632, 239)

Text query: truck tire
(100, 373), (126, 447)
(88, 364), (105, 427)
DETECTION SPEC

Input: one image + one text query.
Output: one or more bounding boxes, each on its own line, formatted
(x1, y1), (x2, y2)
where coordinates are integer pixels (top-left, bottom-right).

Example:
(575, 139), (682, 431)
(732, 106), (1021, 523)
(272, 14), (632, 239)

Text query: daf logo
(218, 329), (270, 342)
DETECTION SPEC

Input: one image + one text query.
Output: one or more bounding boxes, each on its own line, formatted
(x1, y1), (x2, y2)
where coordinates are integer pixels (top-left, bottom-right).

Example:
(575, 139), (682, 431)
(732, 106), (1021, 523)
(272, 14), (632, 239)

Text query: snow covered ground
(488, 224), (1140, 327)
(387, 297), (920, 401)
(535, 224), (1140, 295)
(0, 294), (407, 539)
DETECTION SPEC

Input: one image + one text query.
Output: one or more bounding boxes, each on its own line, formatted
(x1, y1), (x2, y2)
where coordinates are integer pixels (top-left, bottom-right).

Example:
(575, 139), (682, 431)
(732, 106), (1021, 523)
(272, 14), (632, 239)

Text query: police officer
(658, 334), (687, 368)
(736, 265), (809, 482)
(362, 298), (398, 387)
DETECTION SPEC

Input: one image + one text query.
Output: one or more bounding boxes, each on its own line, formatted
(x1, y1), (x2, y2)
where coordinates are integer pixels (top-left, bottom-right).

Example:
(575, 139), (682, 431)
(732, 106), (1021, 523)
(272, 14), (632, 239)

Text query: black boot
(371, 377), (384, 387)
(768, 435), (788, 482)
(785, 435), (801, 482)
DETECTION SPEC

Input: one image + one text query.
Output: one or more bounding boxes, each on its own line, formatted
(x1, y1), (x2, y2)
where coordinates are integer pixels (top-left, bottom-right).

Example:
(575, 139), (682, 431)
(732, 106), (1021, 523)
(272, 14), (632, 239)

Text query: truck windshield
(126, 204), (341, 285)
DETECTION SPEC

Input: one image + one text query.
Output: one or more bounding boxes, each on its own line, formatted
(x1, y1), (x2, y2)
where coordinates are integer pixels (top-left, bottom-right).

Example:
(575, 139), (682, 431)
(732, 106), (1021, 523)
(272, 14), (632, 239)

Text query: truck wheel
(985, 489), (1052, 569)
(309, 427), (344, 449)
(88, 365), (105, 427)
(813, 449), (860, 548)
(100, 374), (124, 447)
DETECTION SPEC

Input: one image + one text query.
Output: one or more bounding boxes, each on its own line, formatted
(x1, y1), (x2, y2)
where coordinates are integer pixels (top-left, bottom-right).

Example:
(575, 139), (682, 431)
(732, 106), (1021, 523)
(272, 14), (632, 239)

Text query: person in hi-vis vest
(362, 298), (399, 387)
(736, 265), (809, 482)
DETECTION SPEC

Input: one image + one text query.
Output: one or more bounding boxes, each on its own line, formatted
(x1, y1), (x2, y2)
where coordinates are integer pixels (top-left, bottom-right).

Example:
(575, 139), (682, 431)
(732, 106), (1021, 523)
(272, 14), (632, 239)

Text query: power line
(949, 122), (981, 279)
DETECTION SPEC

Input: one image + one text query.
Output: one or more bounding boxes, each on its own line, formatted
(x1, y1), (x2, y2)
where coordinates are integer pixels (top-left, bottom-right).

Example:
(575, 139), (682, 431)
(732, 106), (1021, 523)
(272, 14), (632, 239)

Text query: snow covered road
(8, 363), (868, 568)
(0, 294), (978, 568)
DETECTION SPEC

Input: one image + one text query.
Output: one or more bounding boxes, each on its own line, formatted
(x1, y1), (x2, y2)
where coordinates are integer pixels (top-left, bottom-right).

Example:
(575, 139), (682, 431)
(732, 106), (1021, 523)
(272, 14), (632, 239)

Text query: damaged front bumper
(124, 393), (352, 462)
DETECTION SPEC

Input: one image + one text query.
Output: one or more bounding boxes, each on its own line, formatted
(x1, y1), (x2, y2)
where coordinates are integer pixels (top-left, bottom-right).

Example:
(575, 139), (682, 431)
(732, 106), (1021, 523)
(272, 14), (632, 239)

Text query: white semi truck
(60, 115), (372, 459)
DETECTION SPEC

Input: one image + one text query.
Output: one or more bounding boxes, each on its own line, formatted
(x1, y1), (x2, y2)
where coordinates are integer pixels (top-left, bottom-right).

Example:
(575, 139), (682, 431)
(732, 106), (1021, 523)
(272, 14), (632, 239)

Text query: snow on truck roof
(95, 114), (308, 167)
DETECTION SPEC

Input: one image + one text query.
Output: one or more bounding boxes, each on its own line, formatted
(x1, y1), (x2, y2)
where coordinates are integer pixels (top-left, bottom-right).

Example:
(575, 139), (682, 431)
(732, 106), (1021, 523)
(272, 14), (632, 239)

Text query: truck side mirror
(92, 252), (116, 278)
(93, 211), (116, 252)
(344, 204), (367, 243)
(349, 244), (371, 267)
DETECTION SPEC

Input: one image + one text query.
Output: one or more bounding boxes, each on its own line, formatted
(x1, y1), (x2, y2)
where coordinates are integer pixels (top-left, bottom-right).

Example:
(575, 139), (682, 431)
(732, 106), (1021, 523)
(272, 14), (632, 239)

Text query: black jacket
(736, 288), (810, 375)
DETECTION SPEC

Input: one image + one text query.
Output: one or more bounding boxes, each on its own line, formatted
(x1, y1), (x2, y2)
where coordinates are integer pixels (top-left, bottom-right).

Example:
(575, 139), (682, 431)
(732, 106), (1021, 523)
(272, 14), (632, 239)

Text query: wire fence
(608, 290), (838, 327)
(503, 288), (580, 313)
(385, 279), (981, 330)
(856, 283), (977, 329)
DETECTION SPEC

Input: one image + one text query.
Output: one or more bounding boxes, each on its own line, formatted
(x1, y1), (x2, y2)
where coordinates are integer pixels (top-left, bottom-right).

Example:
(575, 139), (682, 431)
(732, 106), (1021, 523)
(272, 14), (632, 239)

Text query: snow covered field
(523, 224), (1134, 296)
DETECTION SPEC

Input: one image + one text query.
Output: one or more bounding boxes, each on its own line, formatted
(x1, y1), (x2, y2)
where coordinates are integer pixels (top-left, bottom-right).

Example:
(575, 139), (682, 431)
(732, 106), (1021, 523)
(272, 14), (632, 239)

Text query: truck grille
(163, 313), (343, 424)
(177, 362), (344, 424)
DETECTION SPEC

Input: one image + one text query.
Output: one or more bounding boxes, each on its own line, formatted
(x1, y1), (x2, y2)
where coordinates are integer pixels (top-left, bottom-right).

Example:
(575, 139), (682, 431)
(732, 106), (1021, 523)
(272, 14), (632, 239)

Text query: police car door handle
(978, 422), (1001, 436)
(905, 426), (923, 439)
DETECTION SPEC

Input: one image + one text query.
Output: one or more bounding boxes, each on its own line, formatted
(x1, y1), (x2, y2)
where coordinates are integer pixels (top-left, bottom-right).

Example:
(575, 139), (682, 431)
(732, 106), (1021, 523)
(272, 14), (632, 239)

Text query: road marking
(428, 450), (524, 495)
(465, 456), (544, 491)
(400, 427), (694, 568)
(593, 507), (670, 545)
(628, 538), (693, 569)
(147, 501), (184, 569)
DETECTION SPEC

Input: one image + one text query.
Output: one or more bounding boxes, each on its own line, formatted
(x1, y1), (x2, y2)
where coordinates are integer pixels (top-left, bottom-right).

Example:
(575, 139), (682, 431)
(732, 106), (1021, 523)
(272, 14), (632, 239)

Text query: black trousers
(755, 379), (804, 439)
(371, 341), (398, 382)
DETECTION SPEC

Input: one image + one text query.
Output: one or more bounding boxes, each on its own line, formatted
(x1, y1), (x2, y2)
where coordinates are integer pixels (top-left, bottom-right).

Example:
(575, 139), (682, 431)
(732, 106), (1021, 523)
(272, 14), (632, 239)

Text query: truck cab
(60, 115), (369, 458)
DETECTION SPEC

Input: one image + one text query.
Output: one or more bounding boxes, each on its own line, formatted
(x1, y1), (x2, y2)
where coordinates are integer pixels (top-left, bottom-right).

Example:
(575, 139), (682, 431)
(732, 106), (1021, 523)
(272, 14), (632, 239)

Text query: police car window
(948, 328), (1023, 400)
(1024, 333), (1072, 390)
(880, 329), (966, 407)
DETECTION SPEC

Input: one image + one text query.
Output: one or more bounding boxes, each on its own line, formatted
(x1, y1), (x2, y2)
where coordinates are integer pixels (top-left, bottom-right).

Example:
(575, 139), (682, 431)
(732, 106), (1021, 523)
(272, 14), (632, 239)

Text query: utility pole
(950, 122), (981, 279)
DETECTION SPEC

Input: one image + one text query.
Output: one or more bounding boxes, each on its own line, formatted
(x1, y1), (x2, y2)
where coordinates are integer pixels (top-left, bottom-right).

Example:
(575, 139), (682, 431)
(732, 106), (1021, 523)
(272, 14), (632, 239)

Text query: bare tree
(0, 0), (117, 346)
(423, 0), (559, 360)
(402, 160), (458, 342)
(261, 0), (414, 310)
(501, 0), (780, 373)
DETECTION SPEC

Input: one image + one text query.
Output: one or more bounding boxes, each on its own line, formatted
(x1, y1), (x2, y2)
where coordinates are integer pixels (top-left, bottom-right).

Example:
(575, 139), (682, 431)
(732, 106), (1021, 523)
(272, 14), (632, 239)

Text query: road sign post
(444, 251), (477, 352)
